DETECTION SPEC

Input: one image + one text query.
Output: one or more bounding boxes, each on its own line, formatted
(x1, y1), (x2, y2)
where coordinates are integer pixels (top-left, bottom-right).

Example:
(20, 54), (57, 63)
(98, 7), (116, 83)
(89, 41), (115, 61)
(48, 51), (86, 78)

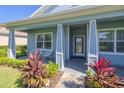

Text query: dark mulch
(49, 71), (63, 88)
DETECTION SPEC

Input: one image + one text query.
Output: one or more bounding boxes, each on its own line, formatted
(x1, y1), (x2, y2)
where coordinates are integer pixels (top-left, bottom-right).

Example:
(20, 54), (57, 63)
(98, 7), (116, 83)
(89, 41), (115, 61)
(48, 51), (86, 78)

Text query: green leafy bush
(16, 45), (27, 58)
(0, 45), (27, 58)
(0, 57), (27, 68)
(47, 61), (59, 77)
(41, 62), (59, 78)
(0, 49), (7, 57)
(0, 45), (27, 50)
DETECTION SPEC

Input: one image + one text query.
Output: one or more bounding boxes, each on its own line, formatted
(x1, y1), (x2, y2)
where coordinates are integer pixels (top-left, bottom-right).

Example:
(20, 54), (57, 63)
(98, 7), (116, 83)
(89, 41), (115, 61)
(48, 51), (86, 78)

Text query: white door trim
(73, 35), (85, 57)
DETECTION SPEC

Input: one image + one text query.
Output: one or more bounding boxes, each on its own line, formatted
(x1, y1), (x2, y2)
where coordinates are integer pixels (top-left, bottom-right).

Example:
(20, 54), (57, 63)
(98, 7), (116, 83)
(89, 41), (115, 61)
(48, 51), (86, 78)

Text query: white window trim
(35, 32), (53, 51)
(98, 27), (124, 55)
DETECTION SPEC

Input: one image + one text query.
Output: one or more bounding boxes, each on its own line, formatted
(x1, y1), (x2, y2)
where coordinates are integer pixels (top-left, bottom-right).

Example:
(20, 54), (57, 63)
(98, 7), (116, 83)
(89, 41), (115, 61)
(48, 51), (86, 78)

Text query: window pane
(117, 30), (124, 41)
(37, 42), (43, 48)
(117, 42), (124, 53)
(99, 31), (114, 41)
(44, 42), (51, 49)
(37, 34), (43, 41)
(99, 42), (114, 52)
(44, 34), (51, 41)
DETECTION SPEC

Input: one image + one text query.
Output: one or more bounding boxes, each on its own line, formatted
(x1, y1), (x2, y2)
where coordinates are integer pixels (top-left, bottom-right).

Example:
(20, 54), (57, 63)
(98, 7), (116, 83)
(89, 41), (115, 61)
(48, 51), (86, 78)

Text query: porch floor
(56, 58), (87, 88)
(64, 57), (87, 74)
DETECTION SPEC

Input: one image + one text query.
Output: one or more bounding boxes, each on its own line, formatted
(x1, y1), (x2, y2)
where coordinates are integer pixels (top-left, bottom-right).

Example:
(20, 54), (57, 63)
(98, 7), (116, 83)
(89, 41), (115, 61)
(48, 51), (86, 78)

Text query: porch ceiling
(97, 16), (124, 22)
(13, 15), (124, 31)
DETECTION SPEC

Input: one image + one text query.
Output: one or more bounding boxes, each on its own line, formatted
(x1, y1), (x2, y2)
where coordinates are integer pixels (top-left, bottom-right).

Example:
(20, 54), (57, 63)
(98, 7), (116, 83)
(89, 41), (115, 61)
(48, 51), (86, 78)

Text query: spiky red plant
(21, 50), (48, 88)
(89, 57), (116, 76)
(86, 57), (124, 88)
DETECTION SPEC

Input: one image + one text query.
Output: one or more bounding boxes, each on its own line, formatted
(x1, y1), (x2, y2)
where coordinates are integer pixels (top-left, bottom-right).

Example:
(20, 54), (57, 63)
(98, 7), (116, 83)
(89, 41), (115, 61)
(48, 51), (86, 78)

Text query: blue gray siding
(64, 26), (68, 60)
(27, 27), (57, 57)
(99, 54), (124, 66)
(27, 32), (35, 53)
(98, 20), (124, 66)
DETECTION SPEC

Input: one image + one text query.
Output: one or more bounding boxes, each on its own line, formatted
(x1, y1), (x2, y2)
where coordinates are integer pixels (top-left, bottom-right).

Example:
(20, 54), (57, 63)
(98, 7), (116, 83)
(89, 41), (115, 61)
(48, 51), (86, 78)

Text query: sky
(0, 5), (41, 23)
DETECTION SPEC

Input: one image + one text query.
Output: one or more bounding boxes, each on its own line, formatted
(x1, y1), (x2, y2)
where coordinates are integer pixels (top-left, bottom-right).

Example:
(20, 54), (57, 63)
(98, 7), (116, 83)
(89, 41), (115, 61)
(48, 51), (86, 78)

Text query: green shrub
(47, 61), (59, 77)
(0, 49), (7, 57)
(0, 57), (27, 68)
(0, 45), (27, 58)
(16, 45), (27, 58)
(0, 45), (27, 50)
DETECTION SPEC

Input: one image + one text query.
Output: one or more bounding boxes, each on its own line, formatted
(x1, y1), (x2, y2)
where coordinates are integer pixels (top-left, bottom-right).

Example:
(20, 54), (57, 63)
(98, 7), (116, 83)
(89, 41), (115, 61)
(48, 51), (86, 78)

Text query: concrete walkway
(55, 70), (86, 88)
(56, 58), (86, 88)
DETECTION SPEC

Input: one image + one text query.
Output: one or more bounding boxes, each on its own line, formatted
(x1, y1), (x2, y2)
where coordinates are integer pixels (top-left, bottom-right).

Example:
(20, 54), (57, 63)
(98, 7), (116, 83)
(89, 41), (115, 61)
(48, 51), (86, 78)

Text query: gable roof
(30, 5), (82, 17)
(30, 5), (50, 17)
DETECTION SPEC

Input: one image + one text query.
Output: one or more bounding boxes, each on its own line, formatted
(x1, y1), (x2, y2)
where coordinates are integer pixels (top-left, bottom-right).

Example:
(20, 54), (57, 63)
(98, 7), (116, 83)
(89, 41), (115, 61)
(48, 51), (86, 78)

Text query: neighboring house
(1, 5), (124, 69)
(0, 27), (27, 46)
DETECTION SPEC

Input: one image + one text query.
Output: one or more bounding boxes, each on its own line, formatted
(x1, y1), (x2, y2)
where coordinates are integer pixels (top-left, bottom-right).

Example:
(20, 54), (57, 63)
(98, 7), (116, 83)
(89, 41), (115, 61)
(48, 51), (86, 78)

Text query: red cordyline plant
(21, 50), (49, 88)
(85, 57), (124, 88)
(89, 57), (116, 77)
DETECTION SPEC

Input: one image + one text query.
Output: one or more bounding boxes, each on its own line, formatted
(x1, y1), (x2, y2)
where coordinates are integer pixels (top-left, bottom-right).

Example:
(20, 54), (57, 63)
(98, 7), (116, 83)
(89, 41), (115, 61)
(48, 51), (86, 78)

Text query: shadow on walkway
(65, 57), (87, 73)
(62, 76), (85, 88)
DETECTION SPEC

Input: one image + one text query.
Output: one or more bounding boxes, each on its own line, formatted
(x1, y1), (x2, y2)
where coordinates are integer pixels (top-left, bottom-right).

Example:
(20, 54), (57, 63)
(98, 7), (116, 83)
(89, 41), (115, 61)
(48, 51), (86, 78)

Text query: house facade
(0, 27), (27, 46)
(1, 5), (124, 69)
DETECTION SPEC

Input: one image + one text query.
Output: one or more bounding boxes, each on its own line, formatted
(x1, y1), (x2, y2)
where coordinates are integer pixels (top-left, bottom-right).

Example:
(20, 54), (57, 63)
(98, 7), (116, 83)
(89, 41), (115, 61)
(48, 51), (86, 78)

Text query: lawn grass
(0, 66), (21, 88)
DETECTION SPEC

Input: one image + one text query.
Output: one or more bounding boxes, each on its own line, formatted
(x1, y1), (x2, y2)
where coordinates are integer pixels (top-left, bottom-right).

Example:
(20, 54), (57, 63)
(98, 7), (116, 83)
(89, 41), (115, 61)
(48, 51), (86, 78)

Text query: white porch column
(88, 20), (98, 65)
(56, 24), (64, 69)
(8, 29), (16, 59)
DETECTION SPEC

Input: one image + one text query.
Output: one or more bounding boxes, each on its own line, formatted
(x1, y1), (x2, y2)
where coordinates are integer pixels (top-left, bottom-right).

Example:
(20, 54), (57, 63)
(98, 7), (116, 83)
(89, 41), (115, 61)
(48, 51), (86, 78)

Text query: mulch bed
(49, 71), (63, 88)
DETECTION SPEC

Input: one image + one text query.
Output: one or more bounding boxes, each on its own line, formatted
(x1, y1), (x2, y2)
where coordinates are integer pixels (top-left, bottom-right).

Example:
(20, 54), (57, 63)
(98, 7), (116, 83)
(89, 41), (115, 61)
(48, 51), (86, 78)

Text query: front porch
(7, 19), (98, 70)
(7, 14), (124, 70)
(65, 57), (87, 74)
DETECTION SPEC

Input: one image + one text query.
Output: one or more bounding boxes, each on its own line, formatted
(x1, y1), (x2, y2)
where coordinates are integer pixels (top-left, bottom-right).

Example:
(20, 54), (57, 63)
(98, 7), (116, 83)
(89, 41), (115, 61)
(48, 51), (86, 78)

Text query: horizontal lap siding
(98, 20), (124, 66)
(99, 54), (124, 66)
(27, 27), (57, 58)
(27, 32), (35, 53)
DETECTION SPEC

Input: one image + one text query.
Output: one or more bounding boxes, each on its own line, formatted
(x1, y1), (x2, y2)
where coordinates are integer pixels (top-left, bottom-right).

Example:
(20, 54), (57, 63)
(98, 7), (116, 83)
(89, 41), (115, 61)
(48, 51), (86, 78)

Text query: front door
(73, 36), (85, 56)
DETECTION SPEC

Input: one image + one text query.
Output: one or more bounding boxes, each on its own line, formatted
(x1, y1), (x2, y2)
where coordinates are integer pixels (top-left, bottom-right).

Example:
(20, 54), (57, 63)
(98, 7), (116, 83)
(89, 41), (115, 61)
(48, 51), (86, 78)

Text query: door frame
(73, 35), (85, 57)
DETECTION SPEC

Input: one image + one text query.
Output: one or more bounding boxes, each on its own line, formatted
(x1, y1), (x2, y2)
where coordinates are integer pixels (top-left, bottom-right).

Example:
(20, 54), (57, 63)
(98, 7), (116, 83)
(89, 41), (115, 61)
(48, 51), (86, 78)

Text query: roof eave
(1, 6), (103, 27)
(2, 5), (124, 28)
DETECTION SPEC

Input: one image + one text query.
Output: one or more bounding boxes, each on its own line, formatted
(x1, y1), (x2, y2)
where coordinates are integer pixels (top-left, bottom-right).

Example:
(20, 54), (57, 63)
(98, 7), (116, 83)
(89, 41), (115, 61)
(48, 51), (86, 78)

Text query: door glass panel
(75, 37), (83, 54)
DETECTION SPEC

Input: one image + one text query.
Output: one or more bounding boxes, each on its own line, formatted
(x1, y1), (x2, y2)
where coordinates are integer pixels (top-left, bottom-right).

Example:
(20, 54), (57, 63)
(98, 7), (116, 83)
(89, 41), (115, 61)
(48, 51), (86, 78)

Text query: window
(99, 31), (114, 52)
(36, 33), (53, 50)
(117, 30), (124, 53)
(99, 29), (124, 54)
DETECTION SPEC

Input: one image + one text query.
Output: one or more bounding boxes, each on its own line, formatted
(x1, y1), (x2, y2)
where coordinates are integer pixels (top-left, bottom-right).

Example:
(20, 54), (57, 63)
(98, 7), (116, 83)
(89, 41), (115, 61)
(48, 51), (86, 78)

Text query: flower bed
(84, 57), (124, 88)
(18, 50), (63, 88)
